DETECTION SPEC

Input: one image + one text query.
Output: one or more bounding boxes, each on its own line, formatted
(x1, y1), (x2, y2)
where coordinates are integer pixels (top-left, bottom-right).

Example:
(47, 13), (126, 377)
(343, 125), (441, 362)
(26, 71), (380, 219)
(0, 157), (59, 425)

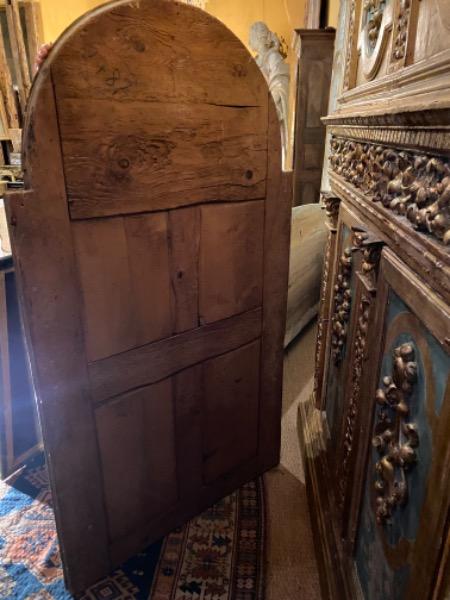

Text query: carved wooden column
(337, 228), (384, 545)
(314, 192), (340, 409)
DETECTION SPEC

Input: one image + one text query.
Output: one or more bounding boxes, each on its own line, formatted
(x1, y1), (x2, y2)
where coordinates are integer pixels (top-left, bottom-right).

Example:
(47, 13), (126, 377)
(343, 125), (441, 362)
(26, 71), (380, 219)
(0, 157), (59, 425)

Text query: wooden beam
(5, 0), (31, 113)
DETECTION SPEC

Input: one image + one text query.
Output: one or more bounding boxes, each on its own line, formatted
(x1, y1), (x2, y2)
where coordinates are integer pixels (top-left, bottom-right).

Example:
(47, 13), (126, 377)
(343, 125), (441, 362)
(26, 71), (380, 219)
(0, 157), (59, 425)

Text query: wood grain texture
(89, 308), (262, 403)
(4, 77), (110, 592)
(96, 378), (178, 541)
(50, 0), (267, 107)
(202, 341), (260, 483)
(57, 99), (267, 219)
(258, 101), (292, 472)
(10, 0), (290, 591)
(124, 213), (173, 345)
(173, 365), (203, 498)
(74, 213), (173, 361)
(199, 200), (264, 324)
(285, 204), (327, 346)
(168, 206), (200, 333)
(5, 0), (31, 112)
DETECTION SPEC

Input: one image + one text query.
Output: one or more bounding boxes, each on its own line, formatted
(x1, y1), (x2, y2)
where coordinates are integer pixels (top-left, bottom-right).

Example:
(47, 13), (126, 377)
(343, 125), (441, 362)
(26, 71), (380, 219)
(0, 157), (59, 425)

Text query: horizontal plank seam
(92, 334), (262, 410)
(88, 306), (263, 365)
(69, 196), (268, 221)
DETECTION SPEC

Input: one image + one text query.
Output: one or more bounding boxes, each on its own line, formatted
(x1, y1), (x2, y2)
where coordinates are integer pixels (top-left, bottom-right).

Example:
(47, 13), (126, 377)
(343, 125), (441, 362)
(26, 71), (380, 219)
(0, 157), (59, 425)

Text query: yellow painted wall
(39, 0), (106, 42)
(40, 0), (306, 58)
(327, 0), (340, 29)
(207, 0), (305, 64)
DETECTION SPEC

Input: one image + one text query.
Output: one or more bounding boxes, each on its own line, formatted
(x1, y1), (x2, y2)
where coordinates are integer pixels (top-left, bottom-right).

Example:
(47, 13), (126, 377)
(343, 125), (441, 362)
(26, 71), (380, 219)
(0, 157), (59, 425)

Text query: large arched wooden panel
(5, 0), (291, 593)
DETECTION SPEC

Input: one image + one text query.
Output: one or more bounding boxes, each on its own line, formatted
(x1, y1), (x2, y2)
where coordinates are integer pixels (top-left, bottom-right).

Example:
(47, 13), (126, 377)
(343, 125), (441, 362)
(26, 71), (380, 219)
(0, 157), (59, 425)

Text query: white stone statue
(249, 22), (290, 170)
(181, 0), (208, 8)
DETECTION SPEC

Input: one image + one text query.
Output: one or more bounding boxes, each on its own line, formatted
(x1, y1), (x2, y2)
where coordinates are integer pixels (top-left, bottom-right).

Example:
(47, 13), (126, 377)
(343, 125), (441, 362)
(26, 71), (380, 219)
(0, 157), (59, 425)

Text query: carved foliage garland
(364, 0), (387, 51)
(331, 246), (353, 366)
(339, 233), (382, 507)
(391, 0), (411, 62)
(372, 342), (419, 525)
(329, 136), (450, 245)
(343, 0), (357, 90)
(314, 196), (341, 399)
(339, 294), (371, 507)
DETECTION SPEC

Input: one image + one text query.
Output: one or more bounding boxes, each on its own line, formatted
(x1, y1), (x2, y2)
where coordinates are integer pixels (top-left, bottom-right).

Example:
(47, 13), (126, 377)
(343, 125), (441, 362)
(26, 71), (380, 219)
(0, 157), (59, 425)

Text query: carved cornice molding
(329, 136), (450, 245)
(327, 49), (450, 123)
(328, 126), (450, 154)
(372, 342), (419, 525)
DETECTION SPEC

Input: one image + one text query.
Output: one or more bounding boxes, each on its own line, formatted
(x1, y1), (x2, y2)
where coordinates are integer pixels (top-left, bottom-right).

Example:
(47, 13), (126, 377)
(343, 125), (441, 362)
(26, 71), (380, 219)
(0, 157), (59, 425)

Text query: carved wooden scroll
(372, 342), (419, 525)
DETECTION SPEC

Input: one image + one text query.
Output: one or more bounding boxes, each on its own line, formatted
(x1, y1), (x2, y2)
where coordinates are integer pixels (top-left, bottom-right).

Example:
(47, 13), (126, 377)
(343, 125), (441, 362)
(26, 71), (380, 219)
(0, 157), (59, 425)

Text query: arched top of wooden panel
(22, 0), (277, 219)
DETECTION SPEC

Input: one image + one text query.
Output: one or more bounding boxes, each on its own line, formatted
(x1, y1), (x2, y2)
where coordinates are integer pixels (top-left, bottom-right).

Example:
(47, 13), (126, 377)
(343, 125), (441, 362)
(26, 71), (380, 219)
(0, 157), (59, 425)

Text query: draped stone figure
(249, 22), (290, 170)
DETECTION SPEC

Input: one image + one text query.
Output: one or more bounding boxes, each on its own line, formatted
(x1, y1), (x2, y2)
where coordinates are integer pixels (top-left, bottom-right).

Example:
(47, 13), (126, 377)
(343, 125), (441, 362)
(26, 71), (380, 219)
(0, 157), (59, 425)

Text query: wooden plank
(5, 0), (31, 112)
(89, 308), (262, 403)
(124, 212), (173, 345)
(168, 206), (200, 333)
(285, 204), (327, 346)
(56, 99), (267, 219)
(24, 1), (44, 74)
(96, 378), (178, 542)
(50, 0), (267, 107)
(202, 341), (260, 483)
(74, 213), (174, 361)
(199, 200), (264, 324)
(4, 76), (110, 592)
(73, 217), (136, 361)
(173, 365), (203, 498)
(0, 28), (19, 129)
(109, 453), (260, 567)
(258, 99), (292, 472)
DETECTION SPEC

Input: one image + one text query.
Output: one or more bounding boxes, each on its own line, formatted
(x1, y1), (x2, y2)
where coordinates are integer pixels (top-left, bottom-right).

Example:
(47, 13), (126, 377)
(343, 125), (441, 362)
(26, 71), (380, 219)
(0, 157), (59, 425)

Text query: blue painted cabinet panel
(354, 250), (450, 600)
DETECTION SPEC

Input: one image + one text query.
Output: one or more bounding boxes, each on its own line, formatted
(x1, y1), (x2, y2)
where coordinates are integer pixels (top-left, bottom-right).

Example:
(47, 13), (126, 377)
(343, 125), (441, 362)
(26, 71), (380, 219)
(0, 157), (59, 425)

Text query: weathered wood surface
(5, 77), (110, 592)
(89, 308), (262, 403)
(285, 204), (327, 347)
(5, 0), (290, 593)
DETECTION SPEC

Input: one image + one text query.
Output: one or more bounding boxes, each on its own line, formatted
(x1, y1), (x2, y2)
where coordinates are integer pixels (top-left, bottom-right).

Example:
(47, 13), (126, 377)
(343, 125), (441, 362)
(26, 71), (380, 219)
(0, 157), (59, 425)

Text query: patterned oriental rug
(0, 455), (265, 599)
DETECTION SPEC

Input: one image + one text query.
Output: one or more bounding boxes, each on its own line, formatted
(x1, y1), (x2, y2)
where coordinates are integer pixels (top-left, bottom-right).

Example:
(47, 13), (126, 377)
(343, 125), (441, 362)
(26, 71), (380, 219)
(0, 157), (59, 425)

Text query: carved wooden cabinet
(292, 29), (335, 206)
(299, 1), (450, 599)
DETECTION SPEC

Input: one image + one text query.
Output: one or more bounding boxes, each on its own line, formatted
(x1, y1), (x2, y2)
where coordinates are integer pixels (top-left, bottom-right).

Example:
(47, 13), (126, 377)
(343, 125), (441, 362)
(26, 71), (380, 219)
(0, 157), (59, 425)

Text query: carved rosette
(331, 246), (353, 365)
(329, 136), (450, 245)
(372, 342), (419, 525)
(391, 0), (411, 62)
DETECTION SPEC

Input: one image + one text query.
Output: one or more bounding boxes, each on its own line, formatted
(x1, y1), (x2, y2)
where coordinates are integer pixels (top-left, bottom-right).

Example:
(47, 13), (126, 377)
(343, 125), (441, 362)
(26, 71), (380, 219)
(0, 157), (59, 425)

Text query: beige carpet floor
(264, 320), (321, 599)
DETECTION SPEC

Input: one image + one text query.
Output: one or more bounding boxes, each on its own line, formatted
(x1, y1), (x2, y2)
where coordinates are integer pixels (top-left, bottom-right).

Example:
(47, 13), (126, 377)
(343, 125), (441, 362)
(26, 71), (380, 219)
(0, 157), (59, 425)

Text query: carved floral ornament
(331, 245), (353, 365)
(329, 137), (450, 246)
(363, 0), (387, 51)
(372, 342), (419, 525)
